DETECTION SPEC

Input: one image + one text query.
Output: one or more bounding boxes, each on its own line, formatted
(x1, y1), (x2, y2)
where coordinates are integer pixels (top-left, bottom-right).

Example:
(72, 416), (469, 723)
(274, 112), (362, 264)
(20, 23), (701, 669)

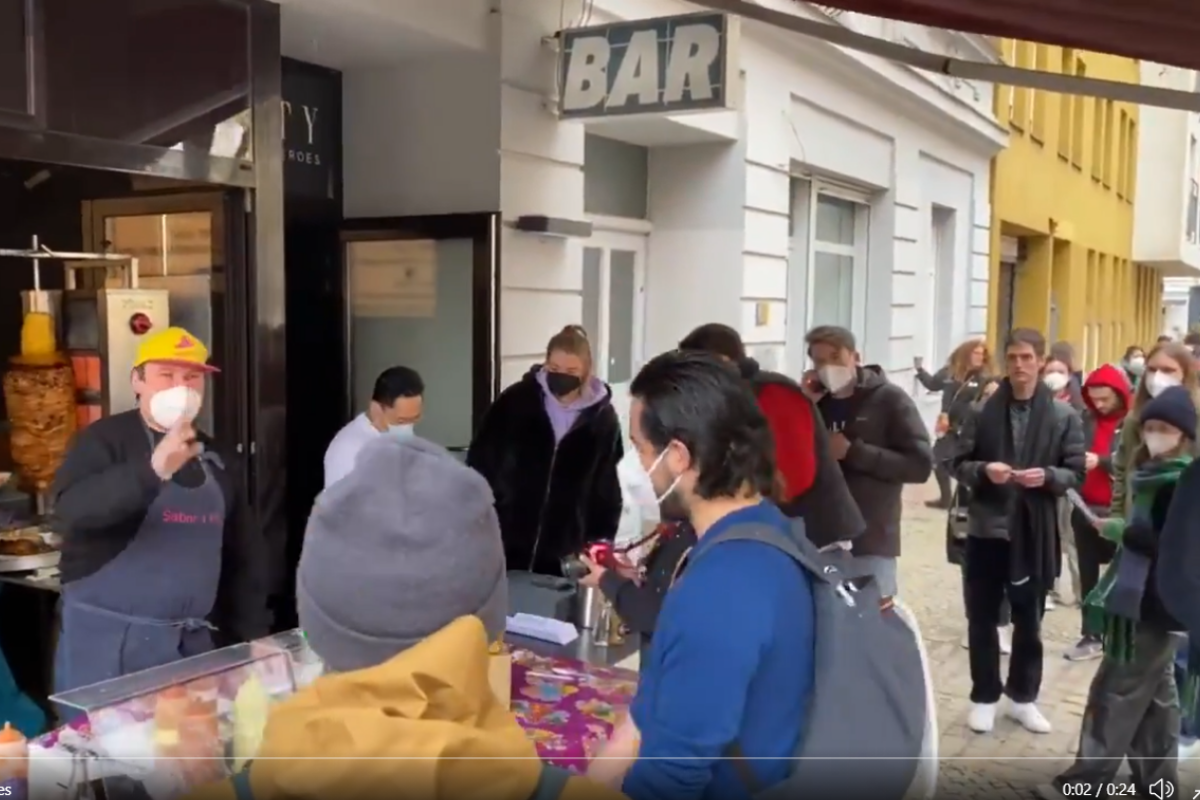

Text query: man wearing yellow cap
(50, 327), (270, 693)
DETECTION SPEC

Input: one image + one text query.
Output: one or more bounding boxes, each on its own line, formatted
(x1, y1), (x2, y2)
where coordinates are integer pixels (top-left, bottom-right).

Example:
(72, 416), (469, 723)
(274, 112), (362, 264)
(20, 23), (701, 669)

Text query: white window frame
(581, 225), (649, 384)
(927, 206), (957, 367)
(804, 182), (871, 343)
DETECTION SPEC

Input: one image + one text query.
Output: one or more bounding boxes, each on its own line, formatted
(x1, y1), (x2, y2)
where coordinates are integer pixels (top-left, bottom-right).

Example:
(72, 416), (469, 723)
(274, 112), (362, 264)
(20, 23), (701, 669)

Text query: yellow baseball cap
(133, 326), (220, 373)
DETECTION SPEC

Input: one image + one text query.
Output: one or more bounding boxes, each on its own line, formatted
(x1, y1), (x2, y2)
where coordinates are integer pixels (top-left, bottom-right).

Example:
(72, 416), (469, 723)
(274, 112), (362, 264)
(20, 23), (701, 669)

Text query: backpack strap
(693, 519), (877, 586)
(530, 764), (572, 800)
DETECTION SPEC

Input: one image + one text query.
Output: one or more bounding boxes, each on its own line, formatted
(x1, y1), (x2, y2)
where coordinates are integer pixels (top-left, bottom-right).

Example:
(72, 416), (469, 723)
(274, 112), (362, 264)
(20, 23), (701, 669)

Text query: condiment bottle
(154, 685), (189, 756)
(179, 699), (222, 784)
(187, 677), (218, 704)
(179, 699), (219, 750)
(0, 722), (29, 800)
(232, 675), (269, 772)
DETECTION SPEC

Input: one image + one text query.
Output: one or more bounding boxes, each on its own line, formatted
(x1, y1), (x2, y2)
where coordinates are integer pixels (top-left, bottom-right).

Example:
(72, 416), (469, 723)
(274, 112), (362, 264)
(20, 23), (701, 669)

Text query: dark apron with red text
(53, 447), (226, 693)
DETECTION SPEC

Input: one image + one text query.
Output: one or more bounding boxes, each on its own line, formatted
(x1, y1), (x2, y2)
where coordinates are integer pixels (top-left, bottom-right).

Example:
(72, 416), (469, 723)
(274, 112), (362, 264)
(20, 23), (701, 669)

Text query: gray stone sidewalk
(900, 479), (1198, 797)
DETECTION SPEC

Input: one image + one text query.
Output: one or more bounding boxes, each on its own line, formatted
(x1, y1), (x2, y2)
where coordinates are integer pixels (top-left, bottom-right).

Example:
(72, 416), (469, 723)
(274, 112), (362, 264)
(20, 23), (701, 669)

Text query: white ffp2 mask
(618, 448), (681, 508)
(1144, 431), (1182, 457)
(149, 385), (202, 429)
(817, 365), (856, 393)
(1145, 371), (1182, 398)
(1042, 372), (1069, 393)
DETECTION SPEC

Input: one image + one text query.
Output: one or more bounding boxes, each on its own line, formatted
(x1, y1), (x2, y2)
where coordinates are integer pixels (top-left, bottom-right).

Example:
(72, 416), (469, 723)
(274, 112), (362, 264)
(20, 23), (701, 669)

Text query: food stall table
(508, 643), (638, 771)
(24, 628), (640, 798)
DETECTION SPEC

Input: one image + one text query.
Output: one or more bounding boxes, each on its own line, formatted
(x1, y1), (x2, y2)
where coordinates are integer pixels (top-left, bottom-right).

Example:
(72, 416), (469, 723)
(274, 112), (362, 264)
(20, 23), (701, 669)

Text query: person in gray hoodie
(467, 325), (623, 576)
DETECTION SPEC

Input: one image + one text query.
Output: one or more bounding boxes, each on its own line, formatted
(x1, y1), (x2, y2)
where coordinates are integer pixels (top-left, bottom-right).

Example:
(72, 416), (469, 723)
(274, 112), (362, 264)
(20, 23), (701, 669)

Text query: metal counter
(0, 572), (61, 592)
(507, 629), (639, 669)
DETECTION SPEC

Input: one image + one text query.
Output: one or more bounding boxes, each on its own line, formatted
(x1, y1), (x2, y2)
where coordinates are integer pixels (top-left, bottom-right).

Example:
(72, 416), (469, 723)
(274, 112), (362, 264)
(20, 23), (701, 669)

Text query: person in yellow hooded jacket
(186, 436), (625, 800)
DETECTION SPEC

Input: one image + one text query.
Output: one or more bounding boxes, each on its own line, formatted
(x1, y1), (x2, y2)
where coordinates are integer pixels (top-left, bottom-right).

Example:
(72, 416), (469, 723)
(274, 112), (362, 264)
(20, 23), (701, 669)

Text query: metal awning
(691, 0), (1200, 110)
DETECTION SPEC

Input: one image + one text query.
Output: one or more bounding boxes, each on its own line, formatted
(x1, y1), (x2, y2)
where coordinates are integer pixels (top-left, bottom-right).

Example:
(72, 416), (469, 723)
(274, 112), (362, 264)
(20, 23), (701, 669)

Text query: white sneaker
(967, 702), (997, 733)
(1045, 595), (1057, 611)
(1179, 739), (1200, 760)
(1008, 701), (1052, 733)
(998, 625), (1012, 655)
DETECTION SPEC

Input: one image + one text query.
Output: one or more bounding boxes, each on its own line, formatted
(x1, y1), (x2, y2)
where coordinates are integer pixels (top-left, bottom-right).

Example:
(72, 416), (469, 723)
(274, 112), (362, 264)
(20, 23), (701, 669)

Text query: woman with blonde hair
(914, 338), (993, 509)
(467, 325), (623, 576)
(1110, 342), (1200, 519)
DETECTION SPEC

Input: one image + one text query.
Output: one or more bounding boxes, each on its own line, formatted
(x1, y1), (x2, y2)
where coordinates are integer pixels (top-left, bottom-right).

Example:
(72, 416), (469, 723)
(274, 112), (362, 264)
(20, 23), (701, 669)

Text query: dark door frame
(81, 190), (253, 507)
(339, 212), (501, 435)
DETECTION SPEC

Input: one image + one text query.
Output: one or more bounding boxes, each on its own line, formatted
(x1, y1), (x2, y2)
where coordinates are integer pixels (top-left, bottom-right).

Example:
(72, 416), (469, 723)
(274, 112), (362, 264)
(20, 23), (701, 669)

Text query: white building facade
(279, 0), (1006, 442)
(1133, 63), (1200, 338)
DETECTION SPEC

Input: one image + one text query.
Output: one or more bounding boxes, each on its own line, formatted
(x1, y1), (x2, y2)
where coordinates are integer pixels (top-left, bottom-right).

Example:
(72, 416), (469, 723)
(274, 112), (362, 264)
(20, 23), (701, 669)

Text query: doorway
(82, 191), (251, 462)
(341, 213), (499, 455)
(581, 230), (647, 434)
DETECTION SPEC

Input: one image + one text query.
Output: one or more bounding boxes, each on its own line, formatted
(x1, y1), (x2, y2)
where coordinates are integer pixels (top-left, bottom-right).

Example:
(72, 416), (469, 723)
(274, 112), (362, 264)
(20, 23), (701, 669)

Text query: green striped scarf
(1084, 456), (1190, 657)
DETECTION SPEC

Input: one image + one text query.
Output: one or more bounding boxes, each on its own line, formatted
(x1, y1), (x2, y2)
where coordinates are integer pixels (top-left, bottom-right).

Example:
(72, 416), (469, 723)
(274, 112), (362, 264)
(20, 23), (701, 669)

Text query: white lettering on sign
(664, 24), (719, 104)
(608, 29), (660, 109)
(280, 101), (323, 167)
(560, 16), (726, 117)
(280, 101), (319, 145)
(562, 36), (611, 113)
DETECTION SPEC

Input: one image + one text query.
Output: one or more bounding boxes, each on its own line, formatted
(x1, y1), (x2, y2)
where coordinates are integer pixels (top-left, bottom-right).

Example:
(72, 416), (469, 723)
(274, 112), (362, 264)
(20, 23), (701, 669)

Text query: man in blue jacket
(613, 350), (816, 800)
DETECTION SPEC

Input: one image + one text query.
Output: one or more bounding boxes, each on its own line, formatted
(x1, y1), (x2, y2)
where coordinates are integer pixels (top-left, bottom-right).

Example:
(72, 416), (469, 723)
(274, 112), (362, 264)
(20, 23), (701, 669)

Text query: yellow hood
(187, 616), (625, 800)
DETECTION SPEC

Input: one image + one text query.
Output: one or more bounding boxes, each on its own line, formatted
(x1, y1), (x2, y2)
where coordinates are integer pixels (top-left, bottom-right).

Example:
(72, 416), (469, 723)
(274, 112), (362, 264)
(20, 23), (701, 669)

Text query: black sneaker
(924, 499), (951, 510)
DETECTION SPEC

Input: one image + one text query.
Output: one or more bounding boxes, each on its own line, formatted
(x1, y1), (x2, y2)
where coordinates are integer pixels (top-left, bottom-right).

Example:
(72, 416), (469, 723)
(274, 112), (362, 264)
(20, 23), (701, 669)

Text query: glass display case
(39, 630), (324, 800)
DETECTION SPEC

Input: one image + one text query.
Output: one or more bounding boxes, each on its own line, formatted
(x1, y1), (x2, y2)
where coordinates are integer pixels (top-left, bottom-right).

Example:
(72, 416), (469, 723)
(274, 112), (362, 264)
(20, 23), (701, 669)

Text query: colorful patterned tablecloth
(510, 648), (638, 772)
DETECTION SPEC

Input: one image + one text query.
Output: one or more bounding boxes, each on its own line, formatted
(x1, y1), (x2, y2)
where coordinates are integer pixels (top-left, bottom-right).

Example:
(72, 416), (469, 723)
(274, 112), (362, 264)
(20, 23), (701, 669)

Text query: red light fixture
(129, 313), (153, 335)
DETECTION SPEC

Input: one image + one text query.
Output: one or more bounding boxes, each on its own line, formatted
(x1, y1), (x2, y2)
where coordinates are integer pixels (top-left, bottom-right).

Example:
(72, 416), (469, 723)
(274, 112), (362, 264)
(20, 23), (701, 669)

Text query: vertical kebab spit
(2, 269), (75, 495)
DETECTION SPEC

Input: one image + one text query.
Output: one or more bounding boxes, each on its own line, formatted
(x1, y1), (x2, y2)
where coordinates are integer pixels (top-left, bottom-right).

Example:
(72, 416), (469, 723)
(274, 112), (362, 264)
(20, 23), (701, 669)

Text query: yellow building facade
(988, 43), (1160, 368)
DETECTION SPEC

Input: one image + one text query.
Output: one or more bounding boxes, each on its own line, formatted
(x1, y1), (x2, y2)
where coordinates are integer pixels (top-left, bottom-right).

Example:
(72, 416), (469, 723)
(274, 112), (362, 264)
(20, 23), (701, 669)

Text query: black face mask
(545, 372), (583, 398)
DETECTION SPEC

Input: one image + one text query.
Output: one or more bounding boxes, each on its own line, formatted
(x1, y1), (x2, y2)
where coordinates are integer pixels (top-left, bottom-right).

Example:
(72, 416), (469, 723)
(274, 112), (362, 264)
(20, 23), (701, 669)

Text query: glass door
(583, 231), (648, 546)
(341, 214), (499, 455)
(581, 231), (647, 437)
(84, 191), (251, 463)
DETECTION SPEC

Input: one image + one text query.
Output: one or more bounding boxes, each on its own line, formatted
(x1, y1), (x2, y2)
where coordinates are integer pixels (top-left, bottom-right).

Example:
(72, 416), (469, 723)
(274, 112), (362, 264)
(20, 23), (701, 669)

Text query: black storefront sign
(282, 58), (340, 200)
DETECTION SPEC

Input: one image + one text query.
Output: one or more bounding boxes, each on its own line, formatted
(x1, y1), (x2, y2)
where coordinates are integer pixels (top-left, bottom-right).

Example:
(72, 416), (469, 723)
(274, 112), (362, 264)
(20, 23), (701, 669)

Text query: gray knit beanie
(297, 435), (507, 672)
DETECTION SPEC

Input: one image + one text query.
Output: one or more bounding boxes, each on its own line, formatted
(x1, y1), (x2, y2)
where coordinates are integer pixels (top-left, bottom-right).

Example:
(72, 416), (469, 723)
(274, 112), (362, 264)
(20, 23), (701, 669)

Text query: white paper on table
(506, 613), (579, 645)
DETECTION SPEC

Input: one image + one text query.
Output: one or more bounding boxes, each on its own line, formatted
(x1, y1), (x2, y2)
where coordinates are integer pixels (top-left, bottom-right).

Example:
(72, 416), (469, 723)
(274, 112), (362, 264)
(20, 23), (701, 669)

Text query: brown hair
(1004, 328), (1046, 356)
(1133, 341), (1200, 412)
(948, 337), (991, 383)
(805, 325), (857, 353)
(545, 325), (593, 373)
(1049, 340), (1075, 371)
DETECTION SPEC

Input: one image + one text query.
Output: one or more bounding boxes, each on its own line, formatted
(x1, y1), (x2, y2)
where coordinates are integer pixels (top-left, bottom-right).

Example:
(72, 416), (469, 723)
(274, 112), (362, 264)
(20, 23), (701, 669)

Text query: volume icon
(1150, 778), (1175, 799)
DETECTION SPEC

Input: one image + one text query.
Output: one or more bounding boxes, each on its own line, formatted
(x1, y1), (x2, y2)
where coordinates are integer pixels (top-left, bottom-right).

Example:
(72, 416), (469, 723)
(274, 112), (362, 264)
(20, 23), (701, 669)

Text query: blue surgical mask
(387, 423), (415, 439)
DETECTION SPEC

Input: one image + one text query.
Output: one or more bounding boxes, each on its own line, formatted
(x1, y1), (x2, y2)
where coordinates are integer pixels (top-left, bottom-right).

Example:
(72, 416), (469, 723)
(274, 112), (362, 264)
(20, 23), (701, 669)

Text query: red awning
(690, 0), (1200, 110)
(795, 0), (1200, 73)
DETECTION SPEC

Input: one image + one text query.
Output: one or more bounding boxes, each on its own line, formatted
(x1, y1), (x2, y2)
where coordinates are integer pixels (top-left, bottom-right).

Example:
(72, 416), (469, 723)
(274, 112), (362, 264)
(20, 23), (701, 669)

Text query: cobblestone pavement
(900, 479), (1197, 798)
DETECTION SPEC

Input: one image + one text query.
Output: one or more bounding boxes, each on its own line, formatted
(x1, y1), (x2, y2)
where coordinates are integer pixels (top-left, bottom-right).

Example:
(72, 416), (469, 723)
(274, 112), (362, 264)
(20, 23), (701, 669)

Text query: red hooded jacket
(740, 362), (864, 548)
(1079, 364), (1133, 507)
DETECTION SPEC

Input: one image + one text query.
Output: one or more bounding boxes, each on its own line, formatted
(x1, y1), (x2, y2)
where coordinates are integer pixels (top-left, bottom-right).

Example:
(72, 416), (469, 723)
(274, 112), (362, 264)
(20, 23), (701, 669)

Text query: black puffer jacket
(816, 367), (933, 557)
(738, 358), (864, 548)
(466, 367), (623, 576)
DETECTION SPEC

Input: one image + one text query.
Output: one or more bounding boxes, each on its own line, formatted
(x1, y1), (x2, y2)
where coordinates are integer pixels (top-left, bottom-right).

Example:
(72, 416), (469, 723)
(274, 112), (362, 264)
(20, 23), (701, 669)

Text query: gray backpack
(693, 520), (927, 800)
